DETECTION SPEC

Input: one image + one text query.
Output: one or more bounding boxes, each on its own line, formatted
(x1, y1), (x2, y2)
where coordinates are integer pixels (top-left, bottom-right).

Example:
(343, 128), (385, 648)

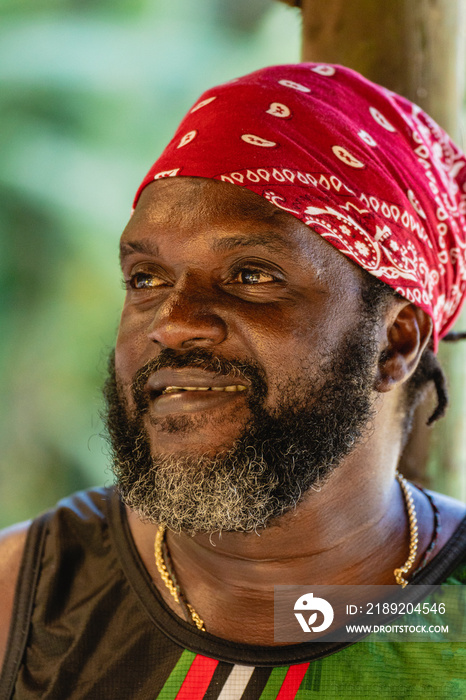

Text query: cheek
(114, 307), (150, 390)
(252, 301), (360, 402)
(240, 320), (318, 402)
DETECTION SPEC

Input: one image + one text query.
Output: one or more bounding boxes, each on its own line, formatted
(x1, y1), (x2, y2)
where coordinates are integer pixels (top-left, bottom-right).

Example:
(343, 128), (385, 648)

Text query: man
(1, 64), (466, 698)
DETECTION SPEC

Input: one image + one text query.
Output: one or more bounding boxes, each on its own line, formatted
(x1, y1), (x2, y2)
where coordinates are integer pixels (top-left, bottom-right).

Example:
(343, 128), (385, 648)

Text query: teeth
(162, 385), (247, 394)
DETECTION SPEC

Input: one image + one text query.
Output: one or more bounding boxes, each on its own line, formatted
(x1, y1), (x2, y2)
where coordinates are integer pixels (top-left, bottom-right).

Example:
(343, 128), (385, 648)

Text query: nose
(146, 277), (228, 350)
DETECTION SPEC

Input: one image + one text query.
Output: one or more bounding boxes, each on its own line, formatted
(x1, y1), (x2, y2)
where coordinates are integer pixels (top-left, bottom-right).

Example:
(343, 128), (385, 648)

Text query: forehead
(123, 177), (365, 282)
(134, 177), (286, 226)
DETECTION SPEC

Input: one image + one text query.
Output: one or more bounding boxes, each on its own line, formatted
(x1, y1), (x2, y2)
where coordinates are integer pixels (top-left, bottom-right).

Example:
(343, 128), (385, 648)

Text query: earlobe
(374, 303), (433, 393)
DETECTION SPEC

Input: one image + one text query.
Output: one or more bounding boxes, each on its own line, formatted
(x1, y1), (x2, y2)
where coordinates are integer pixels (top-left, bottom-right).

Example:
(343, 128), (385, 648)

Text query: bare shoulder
(0, 521), (31, 671)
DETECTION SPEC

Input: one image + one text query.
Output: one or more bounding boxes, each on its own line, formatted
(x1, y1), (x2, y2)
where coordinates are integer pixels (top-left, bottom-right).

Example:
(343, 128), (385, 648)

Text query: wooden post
(294, 0), (466, 496)
(299, 0), (465, 138)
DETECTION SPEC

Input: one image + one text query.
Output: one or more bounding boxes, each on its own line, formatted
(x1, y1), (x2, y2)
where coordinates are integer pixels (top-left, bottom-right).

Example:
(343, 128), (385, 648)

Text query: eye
(230, 268), (277, 285)
(125, 271), (166, 290)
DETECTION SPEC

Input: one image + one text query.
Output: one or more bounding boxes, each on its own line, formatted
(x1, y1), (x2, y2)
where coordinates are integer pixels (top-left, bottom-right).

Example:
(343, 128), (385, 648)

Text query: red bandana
(134, 63), (466, 350)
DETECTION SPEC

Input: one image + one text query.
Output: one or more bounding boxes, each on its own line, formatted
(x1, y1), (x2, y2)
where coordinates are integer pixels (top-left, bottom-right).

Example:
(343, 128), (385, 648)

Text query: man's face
(107, 177), (381, 533)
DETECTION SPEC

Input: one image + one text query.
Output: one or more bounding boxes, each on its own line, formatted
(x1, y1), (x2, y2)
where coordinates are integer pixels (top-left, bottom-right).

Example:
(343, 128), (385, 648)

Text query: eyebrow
(212, 232), (291, 254)
(120, 232), (290, 263)
(119, 240), (160, 263)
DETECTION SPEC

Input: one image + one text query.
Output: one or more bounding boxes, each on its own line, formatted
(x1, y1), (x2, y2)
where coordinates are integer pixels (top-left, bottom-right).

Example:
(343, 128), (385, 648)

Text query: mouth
(161, 385), (248, 395)
(144, 369), (250, 415)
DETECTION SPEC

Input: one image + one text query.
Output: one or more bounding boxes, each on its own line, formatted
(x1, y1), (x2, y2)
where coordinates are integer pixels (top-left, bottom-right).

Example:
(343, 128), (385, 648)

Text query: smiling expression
(116, 177), (371, 459)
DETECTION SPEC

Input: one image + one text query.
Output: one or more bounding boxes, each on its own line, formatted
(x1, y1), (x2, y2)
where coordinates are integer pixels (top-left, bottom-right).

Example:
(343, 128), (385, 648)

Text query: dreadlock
(359, 272), (450, 437)
(404, 347), (448, 427)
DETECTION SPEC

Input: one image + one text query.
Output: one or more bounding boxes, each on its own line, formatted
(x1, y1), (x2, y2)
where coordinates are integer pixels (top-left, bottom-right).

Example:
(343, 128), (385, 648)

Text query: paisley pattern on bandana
(133, 64), (466, 350)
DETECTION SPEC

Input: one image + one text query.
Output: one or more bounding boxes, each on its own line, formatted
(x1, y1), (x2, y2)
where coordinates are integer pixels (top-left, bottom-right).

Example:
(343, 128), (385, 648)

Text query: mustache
(131, 347), (268, 412)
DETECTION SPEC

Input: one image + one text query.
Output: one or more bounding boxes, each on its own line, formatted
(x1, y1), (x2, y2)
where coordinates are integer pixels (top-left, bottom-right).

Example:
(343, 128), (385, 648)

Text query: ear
(374, 302), (433, 393)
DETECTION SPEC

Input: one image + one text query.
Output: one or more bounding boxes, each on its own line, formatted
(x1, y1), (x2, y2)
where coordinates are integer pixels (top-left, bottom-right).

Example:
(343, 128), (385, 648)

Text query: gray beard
(103, 320), (379, 535)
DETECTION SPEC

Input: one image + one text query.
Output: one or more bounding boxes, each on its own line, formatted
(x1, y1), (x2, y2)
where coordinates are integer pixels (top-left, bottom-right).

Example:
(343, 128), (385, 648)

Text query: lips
(145, 368), (250, 415)
(162, 385), (247, 394)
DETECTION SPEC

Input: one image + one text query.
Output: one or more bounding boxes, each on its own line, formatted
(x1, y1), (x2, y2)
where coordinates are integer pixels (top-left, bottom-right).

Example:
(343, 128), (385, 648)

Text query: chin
(145, 413), (249, 457)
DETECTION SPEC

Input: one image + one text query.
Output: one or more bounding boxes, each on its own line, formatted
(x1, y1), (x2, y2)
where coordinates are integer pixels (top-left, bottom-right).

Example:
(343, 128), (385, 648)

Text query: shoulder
(0, 521), (31, 671)
(0, 488), (114, 674)
(424, 490), (466, 579)
(427, 490), (466, 544)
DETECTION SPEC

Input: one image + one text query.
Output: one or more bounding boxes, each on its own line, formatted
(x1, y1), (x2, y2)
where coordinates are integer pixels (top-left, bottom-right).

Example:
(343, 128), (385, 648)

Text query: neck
(163, 455), (401, 582)
(126, 401), (434, 643)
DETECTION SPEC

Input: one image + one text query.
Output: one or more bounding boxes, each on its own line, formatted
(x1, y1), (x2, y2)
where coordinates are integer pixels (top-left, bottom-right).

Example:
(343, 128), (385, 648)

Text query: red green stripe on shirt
(175, 653), (219, 700)
(276, 664), (310, 699)
(156, 650), (309, 700)
(259, 664), (310, 700)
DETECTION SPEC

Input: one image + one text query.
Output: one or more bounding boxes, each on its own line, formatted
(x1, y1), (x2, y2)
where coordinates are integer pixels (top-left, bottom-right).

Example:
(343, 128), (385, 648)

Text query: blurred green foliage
(0, 0), (301, 526)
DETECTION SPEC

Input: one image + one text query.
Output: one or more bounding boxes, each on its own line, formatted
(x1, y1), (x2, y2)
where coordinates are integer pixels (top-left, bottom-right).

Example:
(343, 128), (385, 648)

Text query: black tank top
(1, 487), (465, 699)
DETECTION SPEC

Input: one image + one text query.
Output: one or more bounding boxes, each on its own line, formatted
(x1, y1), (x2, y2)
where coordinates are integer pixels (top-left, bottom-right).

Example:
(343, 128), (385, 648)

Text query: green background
(0, 0), (301, 526)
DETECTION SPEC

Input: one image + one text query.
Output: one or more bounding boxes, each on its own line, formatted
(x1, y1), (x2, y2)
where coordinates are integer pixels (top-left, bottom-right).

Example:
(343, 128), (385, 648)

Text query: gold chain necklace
(154, 471), (419, 630)
(154, 526), (206, 631)
(394, 470), (419, 587)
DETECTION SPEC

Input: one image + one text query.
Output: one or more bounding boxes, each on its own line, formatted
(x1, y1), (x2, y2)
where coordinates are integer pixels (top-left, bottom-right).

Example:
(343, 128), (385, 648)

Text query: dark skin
(0, 178), (465, 658)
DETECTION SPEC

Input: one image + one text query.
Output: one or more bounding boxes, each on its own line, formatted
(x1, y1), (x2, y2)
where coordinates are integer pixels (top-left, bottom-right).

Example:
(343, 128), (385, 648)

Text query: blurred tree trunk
(299, 0), (466, 498)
